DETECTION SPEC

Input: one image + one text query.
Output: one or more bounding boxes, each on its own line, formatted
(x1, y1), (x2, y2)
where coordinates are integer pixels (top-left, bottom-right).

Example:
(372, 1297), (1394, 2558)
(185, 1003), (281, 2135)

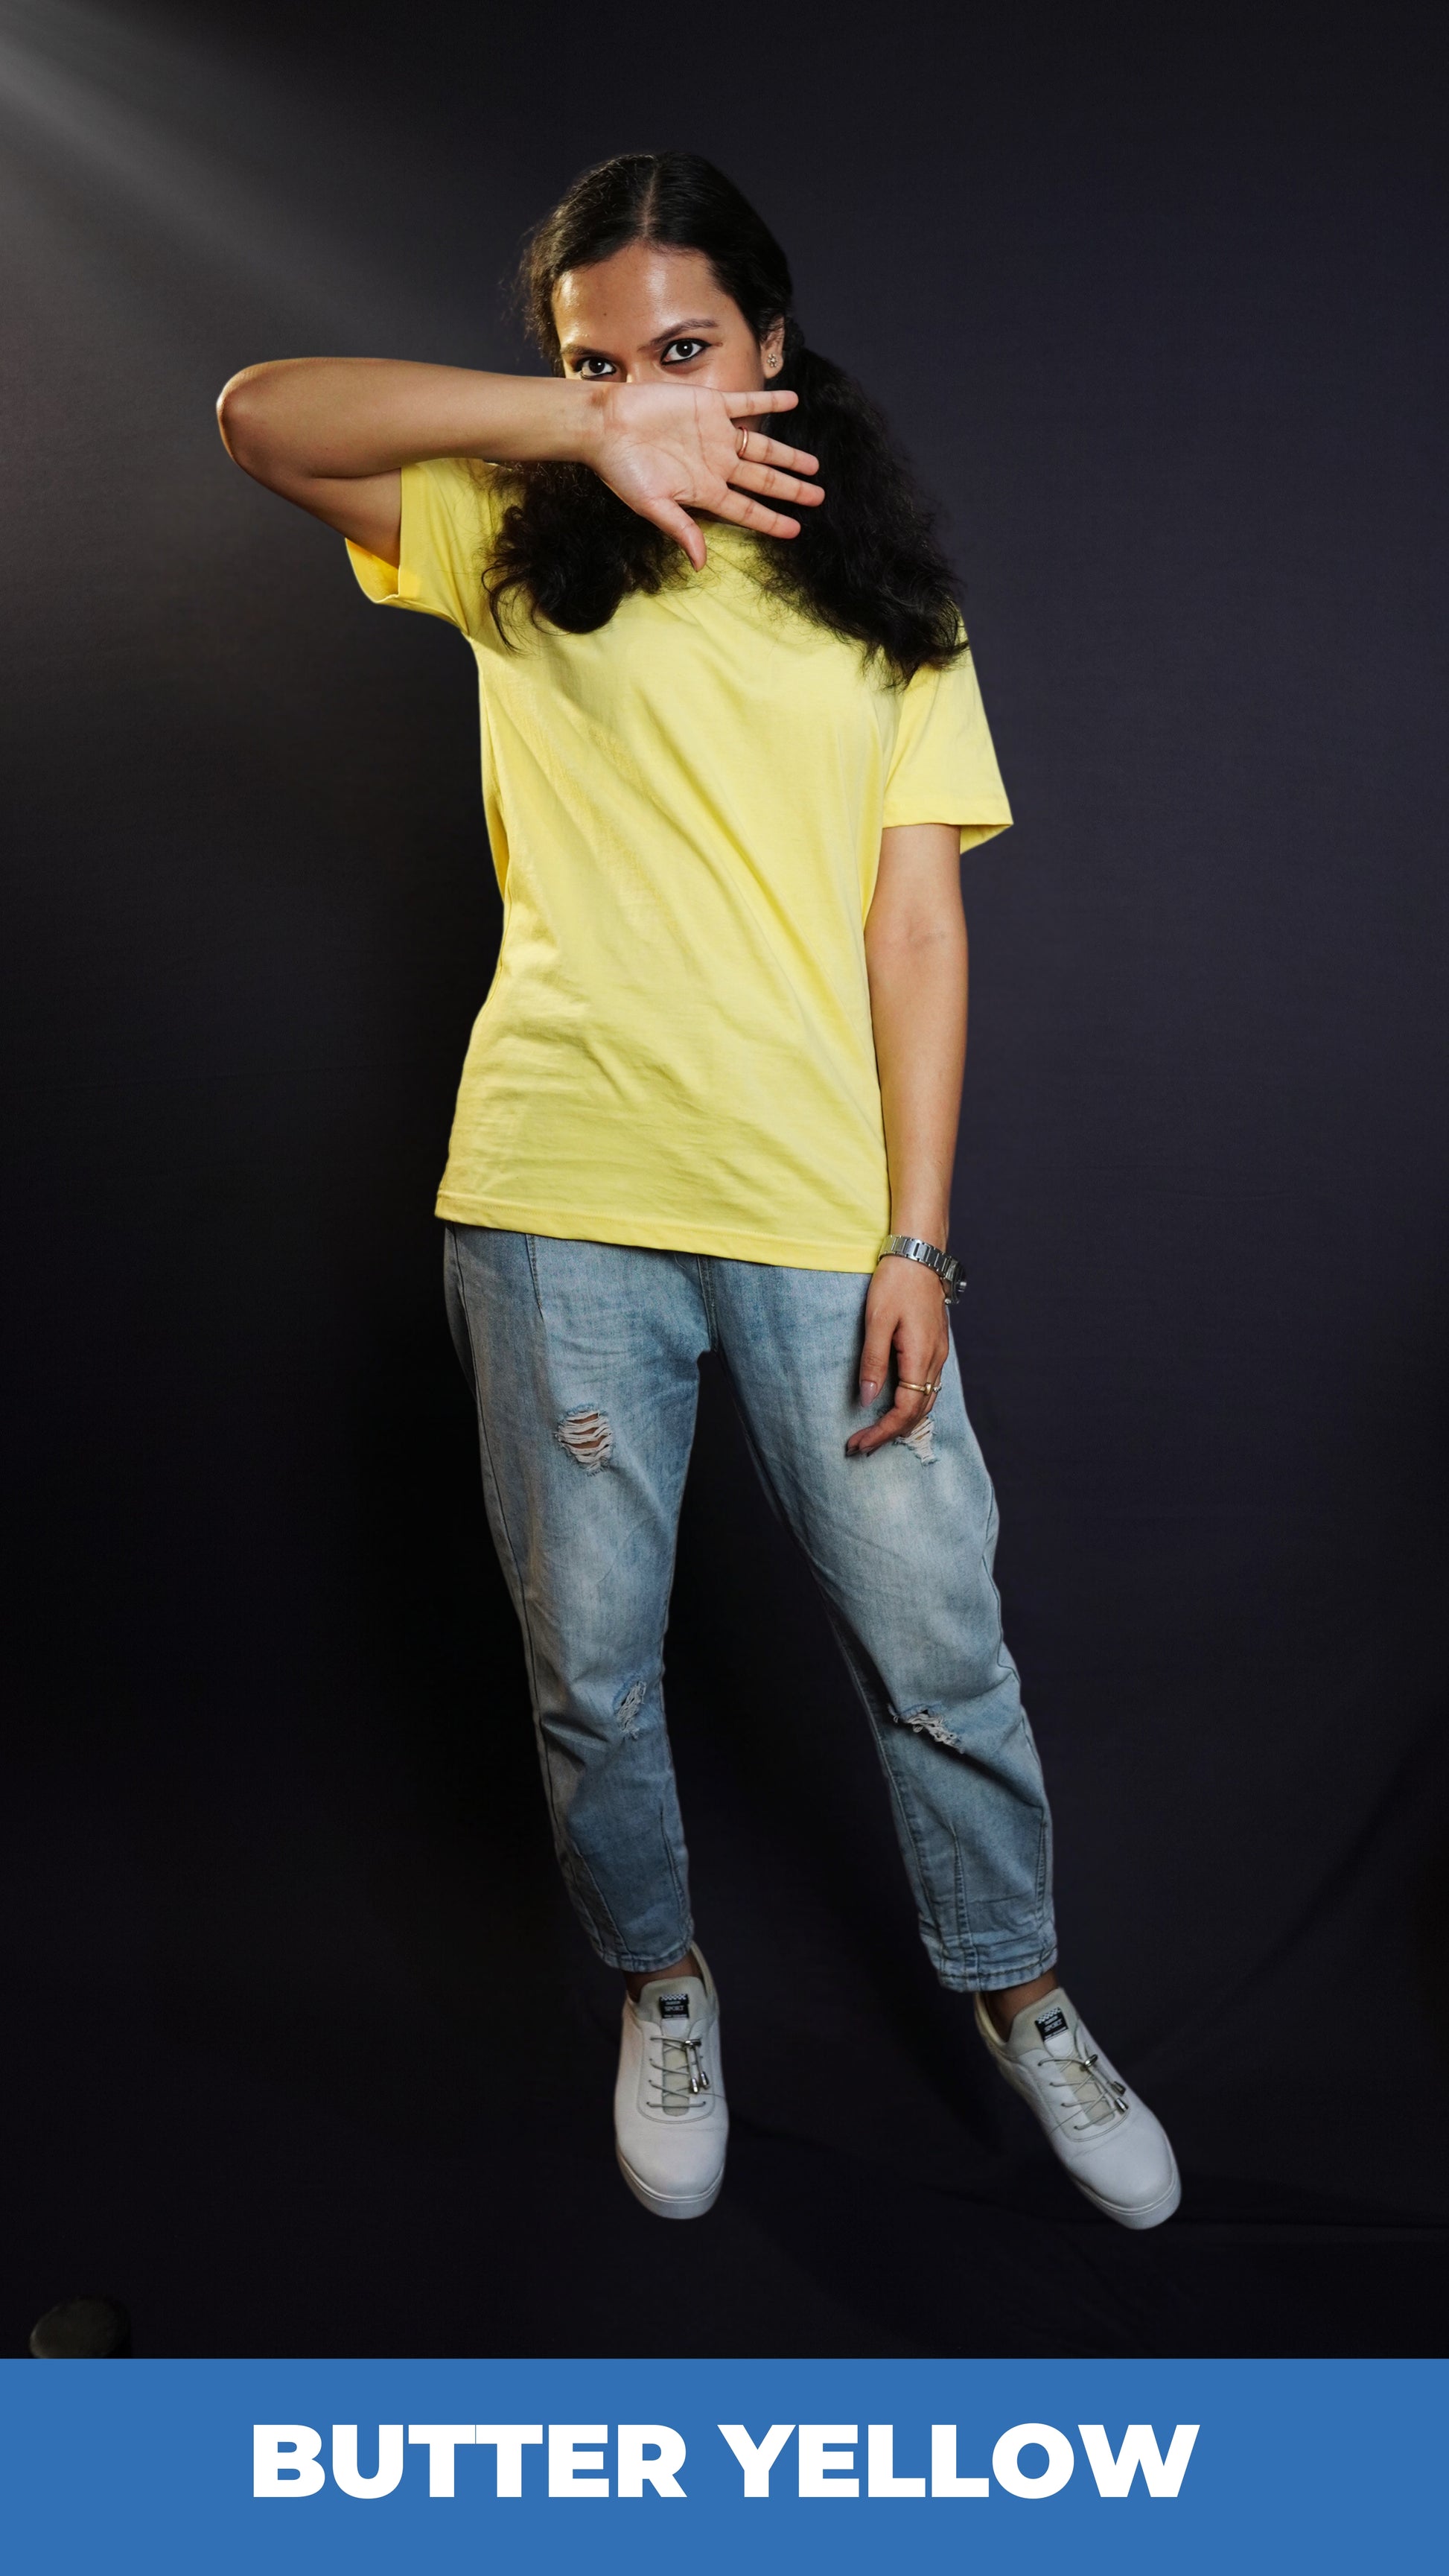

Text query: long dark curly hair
(485, 152), (966, 684)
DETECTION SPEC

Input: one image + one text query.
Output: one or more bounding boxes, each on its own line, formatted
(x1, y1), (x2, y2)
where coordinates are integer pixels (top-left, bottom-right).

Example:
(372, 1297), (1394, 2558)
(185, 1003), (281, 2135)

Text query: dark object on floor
(29, 2297), (132, 2359)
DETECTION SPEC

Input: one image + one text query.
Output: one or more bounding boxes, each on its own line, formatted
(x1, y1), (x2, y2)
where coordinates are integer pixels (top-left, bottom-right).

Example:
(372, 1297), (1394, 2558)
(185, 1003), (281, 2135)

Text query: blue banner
(0, 2356), (1439, 2571)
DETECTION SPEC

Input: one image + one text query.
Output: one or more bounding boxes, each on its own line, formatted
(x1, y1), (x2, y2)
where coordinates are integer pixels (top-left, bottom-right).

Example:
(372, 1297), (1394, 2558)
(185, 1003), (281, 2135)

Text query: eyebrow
(558, 316), (722, 360)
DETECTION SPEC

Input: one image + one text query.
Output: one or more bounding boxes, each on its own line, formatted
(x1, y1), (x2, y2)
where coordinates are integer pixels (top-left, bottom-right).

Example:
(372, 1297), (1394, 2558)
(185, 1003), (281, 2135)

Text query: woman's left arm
(847, 821), (967, 1458)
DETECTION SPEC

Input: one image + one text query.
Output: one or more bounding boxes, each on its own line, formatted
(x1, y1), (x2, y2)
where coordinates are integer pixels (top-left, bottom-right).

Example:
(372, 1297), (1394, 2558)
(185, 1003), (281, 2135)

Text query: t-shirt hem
(433, 1192), (882, 1274)
(879, 806), (1013, 852)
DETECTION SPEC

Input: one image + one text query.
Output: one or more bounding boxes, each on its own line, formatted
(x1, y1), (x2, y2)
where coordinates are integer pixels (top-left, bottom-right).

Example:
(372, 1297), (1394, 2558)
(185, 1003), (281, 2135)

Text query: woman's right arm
(217, 361), (608, 565)
(215, 360), (821, 569)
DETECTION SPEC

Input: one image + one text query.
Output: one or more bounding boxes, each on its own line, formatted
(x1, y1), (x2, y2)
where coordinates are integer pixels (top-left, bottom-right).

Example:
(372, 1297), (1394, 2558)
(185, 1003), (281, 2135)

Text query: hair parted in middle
(485, 151), (967, 684)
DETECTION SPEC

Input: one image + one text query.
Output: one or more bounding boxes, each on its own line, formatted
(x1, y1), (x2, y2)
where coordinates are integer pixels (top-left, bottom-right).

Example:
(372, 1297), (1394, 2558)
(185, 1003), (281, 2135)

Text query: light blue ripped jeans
(444, 1226), (1057, 1994)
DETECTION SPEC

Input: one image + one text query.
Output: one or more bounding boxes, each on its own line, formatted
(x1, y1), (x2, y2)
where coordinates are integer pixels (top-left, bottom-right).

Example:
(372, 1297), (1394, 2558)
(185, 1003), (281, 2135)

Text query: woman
(219, 151), (1179, 2230)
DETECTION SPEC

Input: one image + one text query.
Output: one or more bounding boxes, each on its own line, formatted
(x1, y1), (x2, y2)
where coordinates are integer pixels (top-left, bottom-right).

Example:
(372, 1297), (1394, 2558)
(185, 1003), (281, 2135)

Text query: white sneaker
(975, 1985), (1181, 2230)
(614, 1948), (728, 2221)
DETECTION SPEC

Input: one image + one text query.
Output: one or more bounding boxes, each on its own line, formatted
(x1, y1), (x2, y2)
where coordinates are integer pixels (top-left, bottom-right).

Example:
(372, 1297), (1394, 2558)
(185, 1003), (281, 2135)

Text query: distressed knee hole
(614, 1679), (647, 1737)
(899, 1416), (937, 1463)
(555, 1408), (612, 1472)
(895, 1702), (958, 1749)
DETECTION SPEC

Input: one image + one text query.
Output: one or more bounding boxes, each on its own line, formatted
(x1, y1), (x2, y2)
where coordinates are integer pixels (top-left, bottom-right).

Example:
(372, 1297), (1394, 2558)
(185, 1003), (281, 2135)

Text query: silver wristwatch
(879, 1233), (964, 1303)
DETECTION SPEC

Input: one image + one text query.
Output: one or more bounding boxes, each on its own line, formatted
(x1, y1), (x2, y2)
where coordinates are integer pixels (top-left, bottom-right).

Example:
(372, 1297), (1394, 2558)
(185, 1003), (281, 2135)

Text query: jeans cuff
(587, 1929), (697, 1976)
(930, 1941), (1060, 1995)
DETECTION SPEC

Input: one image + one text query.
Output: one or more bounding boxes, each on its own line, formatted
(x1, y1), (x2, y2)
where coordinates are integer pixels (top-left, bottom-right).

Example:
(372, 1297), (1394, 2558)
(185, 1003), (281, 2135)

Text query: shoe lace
(1042, 2032), (1129, 2129)
(646, 2023), (710, 2114)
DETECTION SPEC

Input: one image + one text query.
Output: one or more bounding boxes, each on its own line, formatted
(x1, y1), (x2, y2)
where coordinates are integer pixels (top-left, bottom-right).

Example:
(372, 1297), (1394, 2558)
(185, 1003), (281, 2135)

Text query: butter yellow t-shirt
(348, 456), (1011, 1270)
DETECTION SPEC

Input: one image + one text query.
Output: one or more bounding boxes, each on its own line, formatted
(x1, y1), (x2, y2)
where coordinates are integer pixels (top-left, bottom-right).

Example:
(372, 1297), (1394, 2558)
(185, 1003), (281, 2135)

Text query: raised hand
(583, 383), (824, 567)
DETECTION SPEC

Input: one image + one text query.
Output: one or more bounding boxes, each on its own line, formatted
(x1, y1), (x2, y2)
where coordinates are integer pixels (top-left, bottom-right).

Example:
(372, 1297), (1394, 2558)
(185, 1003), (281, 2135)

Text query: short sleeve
(345, 455), (507, 639)
(883, 646), (1013, 853)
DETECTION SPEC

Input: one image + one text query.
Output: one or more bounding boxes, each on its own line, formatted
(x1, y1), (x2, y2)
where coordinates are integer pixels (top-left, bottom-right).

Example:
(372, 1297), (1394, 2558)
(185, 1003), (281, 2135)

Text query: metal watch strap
(878, 1233), (964, 1303)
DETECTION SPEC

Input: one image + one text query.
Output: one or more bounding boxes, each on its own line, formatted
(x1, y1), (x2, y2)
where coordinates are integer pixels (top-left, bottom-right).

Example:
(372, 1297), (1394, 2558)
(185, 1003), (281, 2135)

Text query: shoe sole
(616, 2144), (724, 2222)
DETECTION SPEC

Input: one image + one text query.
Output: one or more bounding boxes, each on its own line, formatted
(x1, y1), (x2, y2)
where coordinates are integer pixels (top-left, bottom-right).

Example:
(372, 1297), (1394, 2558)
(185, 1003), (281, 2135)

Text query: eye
(573, 355), (617, 379)
(662, 338), (709, 365)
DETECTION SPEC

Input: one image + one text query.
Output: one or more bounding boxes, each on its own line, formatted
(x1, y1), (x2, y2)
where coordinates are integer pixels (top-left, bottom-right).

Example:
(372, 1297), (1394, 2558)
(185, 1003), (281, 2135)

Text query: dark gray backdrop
(3, 0), (1447, 2355)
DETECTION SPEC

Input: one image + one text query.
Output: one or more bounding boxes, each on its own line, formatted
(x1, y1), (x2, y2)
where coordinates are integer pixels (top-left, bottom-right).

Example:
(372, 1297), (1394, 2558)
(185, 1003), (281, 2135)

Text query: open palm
(588, 384), (823, 566)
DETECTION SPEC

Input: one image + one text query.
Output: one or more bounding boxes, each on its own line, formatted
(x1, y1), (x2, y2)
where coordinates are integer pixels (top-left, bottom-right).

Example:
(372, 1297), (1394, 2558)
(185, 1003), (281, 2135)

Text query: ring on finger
(897, 1378), (940, 1396)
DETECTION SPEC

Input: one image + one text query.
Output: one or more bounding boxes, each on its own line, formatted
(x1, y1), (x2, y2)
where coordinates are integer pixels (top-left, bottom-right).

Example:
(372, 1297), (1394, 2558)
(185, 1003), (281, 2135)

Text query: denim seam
(522, 1231), (544, 1318)
(952, 1839), (976, 1967)
(978, 1492), (1022, 1683)
(719, 1343), (1051, 1989)
(594, 1318), (704, 1963)
(716, 1351), (789, 1533)
(448, 1230), (625, 1955)
(953, 1774), (1054, 1979)
(720, 1369), (973, 1976)
(656, 1792), (691, 1948)
(590, 1936), (700, 1976)
(823, 1609), (964, 1968)
(945, 1944), (1061, 1996)
(692, 1253), (721, 1353)
(818, 1603), (1054, 1986)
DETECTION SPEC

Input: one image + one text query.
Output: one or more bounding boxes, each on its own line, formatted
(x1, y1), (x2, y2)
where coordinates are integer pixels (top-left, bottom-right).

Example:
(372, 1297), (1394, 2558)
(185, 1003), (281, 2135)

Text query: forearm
(848, 843), (965, 1455)
(866, 900), (968, 1250)
(217, 357), (602, 488)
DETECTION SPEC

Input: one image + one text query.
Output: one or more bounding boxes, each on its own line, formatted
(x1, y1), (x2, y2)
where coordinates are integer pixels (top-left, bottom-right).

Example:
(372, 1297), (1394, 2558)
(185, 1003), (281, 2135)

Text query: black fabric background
(3, 0), (1447, 2356)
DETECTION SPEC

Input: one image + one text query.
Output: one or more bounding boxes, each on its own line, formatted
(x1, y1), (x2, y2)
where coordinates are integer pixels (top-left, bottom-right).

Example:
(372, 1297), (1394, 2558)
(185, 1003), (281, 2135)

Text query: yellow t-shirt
(348, 456), (1011, 1270)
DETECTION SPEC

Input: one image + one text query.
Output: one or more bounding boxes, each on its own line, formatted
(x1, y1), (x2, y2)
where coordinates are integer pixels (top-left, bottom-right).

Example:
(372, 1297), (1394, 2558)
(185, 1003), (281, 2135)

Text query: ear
(759, 317), (786, 376)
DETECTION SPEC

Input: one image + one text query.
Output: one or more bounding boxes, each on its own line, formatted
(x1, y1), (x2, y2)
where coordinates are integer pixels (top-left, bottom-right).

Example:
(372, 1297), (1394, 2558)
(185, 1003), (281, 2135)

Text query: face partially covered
(552, 243), (783, 392)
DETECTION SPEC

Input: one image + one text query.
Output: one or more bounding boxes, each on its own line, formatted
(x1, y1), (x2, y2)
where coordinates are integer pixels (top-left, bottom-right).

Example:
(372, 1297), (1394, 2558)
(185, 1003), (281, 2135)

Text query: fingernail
(860, 1378), (879, 1401)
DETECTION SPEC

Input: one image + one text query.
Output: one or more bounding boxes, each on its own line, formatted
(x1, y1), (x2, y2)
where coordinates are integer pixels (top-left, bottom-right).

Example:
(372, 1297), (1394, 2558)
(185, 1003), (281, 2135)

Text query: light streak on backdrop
(0, 0), (498, 343)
